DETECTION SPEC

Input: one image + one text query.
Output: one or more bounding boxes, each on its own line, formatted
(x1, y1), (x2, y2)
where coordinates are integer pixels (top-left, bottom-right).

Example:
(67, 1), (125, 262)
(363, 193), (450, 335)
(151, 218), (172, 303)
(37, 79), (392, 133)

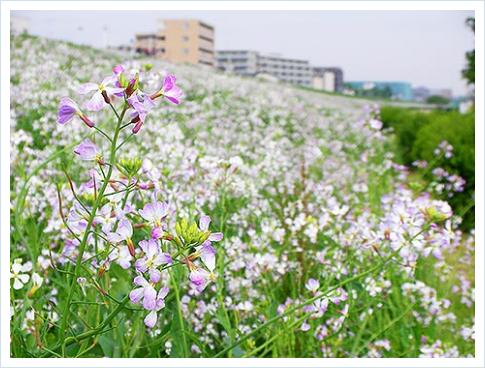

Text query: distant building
(135, 19), (215, 67)
(412, 86), (431, 102)
(429, 88), (453, 100)
(258, 53), (311, 86)
(312, 67), (344, 92)
(216, 50), (259, 76)
(346, 81), (413, 101)
(11, 15), (30, 34)
(216, 50), (312, 86)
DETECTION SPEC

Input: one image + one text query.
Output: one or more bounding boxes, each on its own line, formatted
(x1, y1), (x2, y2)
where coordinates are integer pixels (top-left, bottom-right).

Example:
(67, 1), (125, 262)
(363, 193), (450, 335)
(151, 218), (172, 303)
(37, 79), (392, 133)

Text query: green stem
(58, 104), (128, 356)
(41, 296), (130, 357)
(169, 268), (189, 357)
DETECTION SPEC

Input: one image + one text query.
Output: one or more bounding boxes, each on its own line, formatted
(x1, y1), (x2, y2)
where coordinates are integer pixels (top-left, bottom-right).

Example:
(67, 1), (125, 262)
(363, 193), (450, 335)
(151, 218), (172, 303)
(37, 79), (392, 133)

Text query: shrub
(380, 106), (475, 229)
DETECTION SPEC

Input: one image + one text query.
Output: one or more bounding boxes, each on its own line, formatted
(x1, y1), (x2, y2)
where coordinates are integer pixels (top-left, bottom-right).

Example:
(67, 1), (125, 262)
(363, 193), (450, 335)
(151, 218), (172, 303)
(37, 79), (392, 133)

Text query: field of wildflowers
(9, 34), (475, 358)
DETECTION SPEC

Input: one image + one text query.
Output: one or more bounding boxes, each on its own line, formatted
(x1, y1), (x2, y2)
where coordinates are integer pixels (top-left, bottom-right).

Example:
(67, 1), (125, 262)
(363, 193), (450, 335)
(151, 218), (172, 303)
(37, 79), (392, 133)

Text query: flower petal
(143, 286), (157, 310)
(144, 310), (158, 328)
(199, 215), (211, 231)
(129, 287), (144, 304)
(209, 232), (223, 242)
(85, 92), (105, 111)
(13, 278), (24, 290)
(78, 83), (99, 95)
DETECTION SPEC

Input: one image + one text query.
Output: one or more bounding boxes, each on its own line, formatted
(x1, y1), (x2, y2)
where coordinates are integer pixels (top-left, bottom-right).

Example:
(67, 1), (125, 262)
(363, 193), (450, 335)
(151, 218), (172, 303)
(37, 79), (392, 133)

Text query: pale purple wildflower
(151, 74), (183, 105)
(139, 201), (169, 226)
(135, 239), (172, 282)
(107, 219), (133, 243)
(73, 139), (100, 161)
(143, 287), (169, 328)
(117, 245), (133, 269)
(369, 119), (383, 130)
(78, 75), (124, 111)
(57, 97), (94, 127)
(199, 215), (223, 243)
(199, 243), (216, 272)
(129, 275), (156, 310)
(189, 268), (211, 294)
(112, 64), (125, 75)
(301, 321), (311, 332)
(305, 278), (320, 293)
(127, 93), (156, 133)
(107, 219), (135, 256)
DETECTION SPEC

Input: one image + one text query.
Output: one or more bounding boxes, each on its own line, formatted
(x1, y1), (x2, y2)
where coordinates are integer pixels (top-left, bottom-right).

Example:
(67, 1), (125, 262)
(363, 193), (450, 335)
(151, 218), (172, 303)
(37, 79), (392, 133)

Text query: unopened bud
(384, 228), (391, 241)
(150, 91), (163, 100)
(137, 182), (154, 190)
(27, 286), (39, 298)
(127, 238), (135, 257)
(130, 115), (140, 125)
(132, 120), (143, 134)
(125, 74), (139, 97)
(101, 90), (111, 104)
(97, 265), (106, 278)
(162, 233), (174, 241)
(96, 155), (105, 166)
(79, 113), (94, 128)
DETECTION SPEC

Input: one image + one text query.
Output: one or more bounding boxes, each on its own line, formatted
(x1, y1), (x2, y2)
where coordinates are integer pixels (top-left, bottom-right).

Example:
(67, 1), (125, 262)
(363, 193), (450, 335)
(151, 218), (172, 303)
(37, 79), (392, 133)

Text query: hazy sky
(14, 10), (475, 95)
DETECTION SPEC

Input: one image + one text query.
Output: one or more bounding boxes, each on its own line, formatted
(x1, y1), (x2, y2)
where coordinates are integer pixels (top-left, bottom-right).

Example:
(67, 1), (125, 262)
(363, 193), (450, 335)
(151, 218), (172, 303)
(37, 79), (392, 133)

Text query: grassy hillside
(9, 34), (475, 358)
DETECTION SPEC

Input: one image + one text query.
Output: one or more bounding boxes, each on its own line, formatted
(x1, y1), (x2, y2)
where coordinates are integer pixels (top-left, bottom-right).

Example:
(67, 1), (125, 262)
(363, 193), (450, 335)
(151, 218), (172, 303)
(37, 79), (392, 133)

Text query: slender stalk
(41, 296), (130, 357)
(58, 103), (128, 356)
(169, 268), (189, 357)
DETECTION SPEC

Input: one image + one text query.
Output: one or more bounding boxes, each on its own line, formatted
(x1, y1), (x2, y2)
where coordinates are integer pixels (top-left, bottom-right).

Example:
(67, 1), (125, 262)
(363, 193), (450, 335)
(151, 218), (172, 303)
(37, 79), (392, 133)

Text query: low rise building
(216, 50), (311, 86)
(312, 67), (344, 92)
(216, 50), (259, 76)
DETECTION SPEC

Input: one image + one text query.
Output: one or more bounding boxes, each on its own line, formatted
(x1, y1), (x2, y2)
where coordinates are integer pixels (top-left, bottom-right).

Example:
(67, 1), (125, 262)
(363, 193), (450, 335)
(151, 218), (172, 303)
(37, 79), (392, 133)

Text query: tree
(426, 95), (450, 105)
(462, 17), (475, 85)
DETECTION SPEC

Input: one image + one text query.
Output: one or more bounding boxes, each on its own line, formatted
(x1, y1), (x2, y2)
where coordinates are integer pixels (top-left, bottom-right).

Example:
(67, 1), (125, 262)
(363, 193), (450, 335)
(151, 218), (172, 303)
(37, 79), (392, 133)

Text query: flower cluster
(53, 64), (222, 330)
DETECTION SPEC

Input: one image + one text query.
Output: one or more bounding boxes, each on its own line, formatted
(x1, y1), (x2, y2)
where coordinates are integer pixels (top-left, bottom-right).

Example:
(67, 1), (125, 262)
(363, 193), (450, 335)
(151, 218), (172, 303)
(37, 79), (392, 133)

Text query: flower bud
(130, 115), (140, 125)
(150, 90), (163, 100)
(137, 182), (154, 190)
(125, 73), (139, 97)
(101, 90), (111, 104)
(27, 285), (40, 298)
(162, 233), (174, 241)
(127, 238), (135, 257)
(97, 264), (106, 278)
(79, 113), (95, 128)
(96, 155), (105, 166)
(132, 120), (143, 134)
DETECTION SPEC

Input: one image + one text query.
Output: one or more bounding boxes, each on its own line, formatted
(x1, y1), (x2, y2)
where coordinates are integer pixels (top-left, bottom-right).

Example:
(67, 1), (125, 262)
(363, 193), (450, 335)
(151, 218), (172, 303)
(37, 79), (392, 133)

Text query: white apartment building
(216, 50), (312, 86)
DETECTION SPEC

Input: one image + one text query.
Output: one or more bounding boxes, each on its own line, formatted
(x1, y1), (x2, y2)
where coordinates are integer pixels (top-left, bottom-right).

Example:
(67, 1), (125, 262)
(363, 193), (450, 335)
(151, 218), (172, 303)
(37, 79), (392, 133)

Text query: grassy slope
(9, 34), (475, 358)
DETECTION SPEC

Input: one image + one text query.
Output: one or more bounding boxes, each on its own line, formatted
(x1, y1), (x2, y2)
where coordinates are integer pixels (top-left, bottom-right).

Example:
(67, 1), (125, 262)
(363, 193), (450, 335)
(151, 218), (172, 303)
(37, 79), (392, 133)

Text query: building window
(183, 35), (189, 42)
(182, 48), (189, 55)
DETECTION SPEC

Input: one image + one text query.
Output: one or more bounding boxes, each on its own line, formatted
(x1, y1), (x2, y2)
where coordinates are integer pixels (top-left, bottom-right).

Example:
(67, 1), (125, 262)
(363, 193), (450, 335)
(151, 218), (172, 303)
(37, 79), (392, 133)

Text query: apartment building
(216, 50), (312, 86)
(135, 19), (215, 67)
(215, 50), (259, 76)
(258, 54), (311, 86)
(312, 67), (344, 92)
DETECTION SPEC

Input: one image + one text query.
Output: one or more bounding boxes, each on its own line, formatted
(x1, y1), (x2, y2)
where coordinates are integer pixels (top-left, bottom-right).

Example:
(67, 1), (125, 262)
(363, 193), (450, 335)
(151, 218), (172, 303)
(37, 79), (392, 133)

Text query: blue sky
(13, 10), (475, 95)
